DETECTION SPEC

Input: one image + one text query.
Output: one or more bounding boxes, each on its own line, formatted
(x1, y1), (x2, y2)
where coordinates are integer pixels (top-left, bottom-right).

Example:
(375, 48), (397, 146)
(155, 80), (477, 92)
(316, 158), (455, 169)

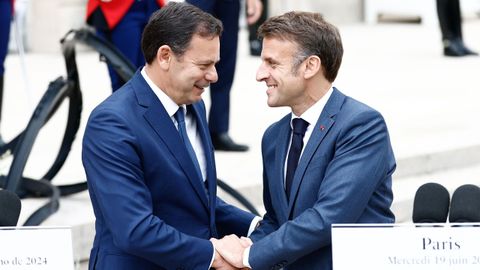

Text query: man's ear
(156, 45), (173, 70)
(303, 55), (321, 79)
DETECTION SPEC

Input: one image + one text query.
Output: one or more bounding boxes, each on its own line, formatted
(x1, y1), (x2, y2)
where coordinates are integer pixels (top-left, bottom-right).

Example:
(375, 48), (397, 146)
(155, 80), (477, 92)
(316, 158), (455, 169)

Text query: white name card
(0, 227), (74, 270)
(332, 223), (480, 270)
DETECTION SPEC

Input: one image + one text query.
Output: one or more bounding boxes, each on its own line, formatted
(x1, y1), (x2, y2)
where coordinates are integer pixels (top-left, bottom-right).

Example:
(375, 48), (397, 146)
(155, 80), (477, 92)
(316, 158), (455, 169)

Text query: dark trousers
(96, 0), (159, 91)
(436, 0), (463, 41)
(186, 0), (240, 135)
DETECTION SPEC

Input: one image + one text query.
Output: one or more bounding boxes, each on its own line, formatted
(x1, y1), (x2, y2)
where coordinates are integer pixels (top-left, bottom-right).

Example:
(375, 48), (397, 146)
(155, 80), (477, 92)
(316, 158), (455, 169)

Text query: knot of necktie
(292, 118), (309, 136)
(174, 107), (185, 125)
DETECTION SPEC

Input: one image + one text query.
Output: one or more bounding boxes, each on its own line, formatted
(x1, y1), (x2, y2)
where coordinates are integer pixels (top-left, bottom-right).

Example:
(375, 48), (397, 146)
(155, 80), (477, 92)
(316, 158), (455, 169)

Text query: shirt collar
(141, 67), (182, 117)
(291, 86), (334, 126)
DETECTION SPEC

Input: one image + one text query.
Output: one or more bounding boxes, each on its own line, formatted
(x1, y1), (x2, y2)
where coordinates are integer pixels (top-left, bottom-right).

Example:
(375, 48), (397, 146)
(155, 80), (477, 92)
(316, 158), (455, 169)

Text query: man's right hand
(211, 239), (238, 270)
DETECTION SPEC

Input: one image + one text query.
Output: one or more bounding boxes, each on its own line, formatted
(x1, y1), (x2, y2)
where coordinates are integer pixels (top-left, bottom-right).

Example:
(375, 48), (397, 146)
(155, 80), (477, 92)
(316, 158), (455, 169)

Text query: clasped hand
(210, 235), (253, 270)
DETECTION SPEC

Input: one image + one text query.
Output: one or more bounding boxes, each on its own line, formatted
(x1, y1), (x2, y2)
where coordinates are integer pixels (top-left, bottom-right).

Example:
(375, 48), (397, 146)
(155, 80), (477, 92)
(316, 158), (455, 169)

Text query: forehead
(261, 37), (298, 60)
(183, 34), (220, 62)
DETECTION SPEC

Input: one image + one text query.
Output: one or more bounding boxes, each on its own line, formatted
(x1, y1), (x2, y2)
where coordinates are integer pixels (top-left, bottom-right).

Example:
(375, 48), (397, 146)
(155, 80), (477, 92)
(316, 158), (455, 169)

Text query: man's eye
(266, 61), (277, 68)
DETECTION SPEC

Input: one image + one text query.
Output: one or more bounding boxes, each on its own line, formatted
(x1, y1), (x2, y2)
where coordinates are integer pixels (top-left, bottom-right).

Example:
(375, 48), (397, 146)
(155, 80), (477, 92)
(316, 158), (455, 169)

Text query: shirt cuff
(209, 242), (215, 269)
(243, 246), (252, 269)
(247, 216), (262, 236)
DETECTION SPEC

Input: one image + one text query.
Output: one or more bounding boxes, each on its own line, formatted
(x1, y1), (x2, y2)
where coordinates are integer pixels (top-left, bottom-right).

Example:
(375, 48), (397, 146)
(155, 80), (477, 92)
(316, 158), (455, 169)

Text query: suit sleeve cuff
(243, 246), (252, 269)
(247, 216), (262, 236)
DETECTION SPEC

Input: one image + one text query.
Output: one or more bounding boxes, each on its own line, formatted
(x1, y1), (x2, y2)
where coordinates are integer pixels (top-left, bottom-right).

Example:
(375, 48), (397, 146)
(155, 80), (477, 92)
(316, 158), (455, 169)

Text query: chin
(267, 101), (278, 108)
(191, 96), (202, 103)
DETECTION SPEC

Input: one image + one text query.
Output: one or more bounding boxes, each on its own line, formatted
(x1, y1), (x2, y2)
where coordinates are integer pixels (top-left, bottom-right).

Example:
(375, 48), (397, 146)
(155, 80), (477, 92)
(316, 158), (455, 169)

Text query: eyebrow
(194, 58), (220, 65)
(264, 57), (279, 65)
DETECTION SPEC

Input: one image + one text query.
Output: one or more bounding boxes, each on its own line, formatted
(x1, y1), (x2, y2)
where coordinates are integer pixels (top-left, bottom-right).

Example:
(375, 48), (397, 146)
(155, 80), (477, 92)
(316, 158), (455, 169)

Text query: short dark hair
(141, 2), (223, 64)
(258, 11), (343, 82)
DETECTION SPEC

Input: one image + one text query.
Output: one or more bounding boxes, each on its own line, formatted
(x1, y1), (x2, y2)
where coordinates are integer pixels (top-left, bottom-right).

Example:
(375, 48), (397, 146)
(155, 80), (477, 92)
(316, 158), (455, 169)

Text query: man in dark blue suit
(213, 11), (396, 270)
(82, 3), (257, 269)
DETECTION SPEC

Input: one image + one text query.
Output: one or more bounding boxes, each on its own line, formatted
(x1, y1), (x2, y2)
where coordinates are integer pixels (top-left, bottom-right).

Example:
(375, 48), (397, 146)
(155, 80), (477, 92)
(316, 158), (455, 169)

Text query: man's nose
(206, 65), (218, 83)
(256, 63), (268, 82)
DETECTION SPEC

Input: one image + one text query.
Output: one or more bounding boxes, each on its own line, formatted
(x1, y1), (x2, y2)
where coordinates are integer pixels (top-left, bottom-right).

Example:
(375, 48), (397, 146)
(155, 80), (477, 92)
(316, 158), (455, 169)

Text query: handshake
(210, 234), (253, 270)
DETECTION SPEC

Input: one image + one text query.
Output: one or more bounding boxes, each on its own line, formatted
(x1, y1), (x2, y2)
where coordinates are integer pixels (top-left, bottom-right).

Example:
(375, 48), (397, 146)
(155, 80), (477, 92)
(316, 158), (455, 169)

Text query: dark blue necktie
(285, 118), (309, 201)
(174, 107), (203, 181)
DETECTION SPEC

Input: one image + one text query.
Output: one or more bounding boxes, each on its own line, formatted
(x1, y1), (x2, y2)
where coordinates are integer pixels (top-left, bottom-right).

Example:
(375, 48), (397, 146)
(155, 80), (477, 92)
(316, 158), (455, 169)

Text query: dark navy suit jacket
(249, 88), (396, 270)
(82, 71), (254, 270)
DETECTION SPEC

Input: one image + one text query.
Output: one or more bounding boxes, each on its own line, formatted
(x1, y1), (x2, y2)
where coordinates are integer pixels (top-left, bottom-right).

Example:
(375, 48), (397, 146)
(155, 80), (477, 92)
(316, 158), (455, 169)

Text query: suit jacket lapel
(274, 116), (291, 221)
(189, 103), (219, 235)
(287, 88), (345, 216)
(132, 72), (209, 211)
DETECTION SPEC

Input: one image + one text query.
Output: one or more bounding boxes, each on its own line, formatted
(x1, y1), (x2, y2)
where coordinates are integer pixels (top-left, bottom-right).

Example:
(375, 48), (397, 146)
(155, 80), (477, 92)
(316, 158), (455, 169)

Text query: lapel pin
(320, 125), (325, 131)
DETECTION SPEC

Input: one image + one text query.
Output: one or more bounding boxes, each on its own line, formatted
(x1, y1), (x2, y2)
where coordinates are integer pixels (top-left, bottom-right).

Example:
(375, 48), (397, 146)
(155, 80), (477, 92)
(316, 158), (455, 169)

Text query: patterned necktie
(174, 107), (203, 181)
(285, 118), (309, 201)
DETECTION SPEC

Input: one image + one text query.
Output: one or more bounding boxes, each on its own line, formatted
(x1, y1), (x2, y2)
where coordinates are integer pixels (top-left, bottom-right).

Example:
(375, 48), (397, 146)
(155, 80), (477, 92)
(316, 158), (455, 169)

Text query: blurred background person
(436, 0), (477, 56)
(247, 0), (268, 56)
(86, 0), (164, 91)
(186, 0), (262, 152)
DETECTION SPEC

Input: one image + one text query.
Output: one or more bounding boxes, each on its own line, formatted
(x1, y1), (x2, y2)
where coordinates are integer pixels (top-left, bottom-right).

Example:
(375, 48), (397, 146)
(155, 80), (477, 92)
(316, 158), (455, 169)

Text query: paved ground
(2, 20), (480, 267)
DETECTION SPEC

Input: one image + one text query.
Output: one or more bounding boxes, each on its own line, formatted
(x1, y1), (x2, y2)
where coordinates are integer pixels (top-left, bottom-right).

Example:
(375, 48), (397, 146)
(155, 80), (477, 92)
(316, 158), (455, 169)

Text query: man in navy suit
(212, 11), (396, 270)
(82, 2), (257, 269)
